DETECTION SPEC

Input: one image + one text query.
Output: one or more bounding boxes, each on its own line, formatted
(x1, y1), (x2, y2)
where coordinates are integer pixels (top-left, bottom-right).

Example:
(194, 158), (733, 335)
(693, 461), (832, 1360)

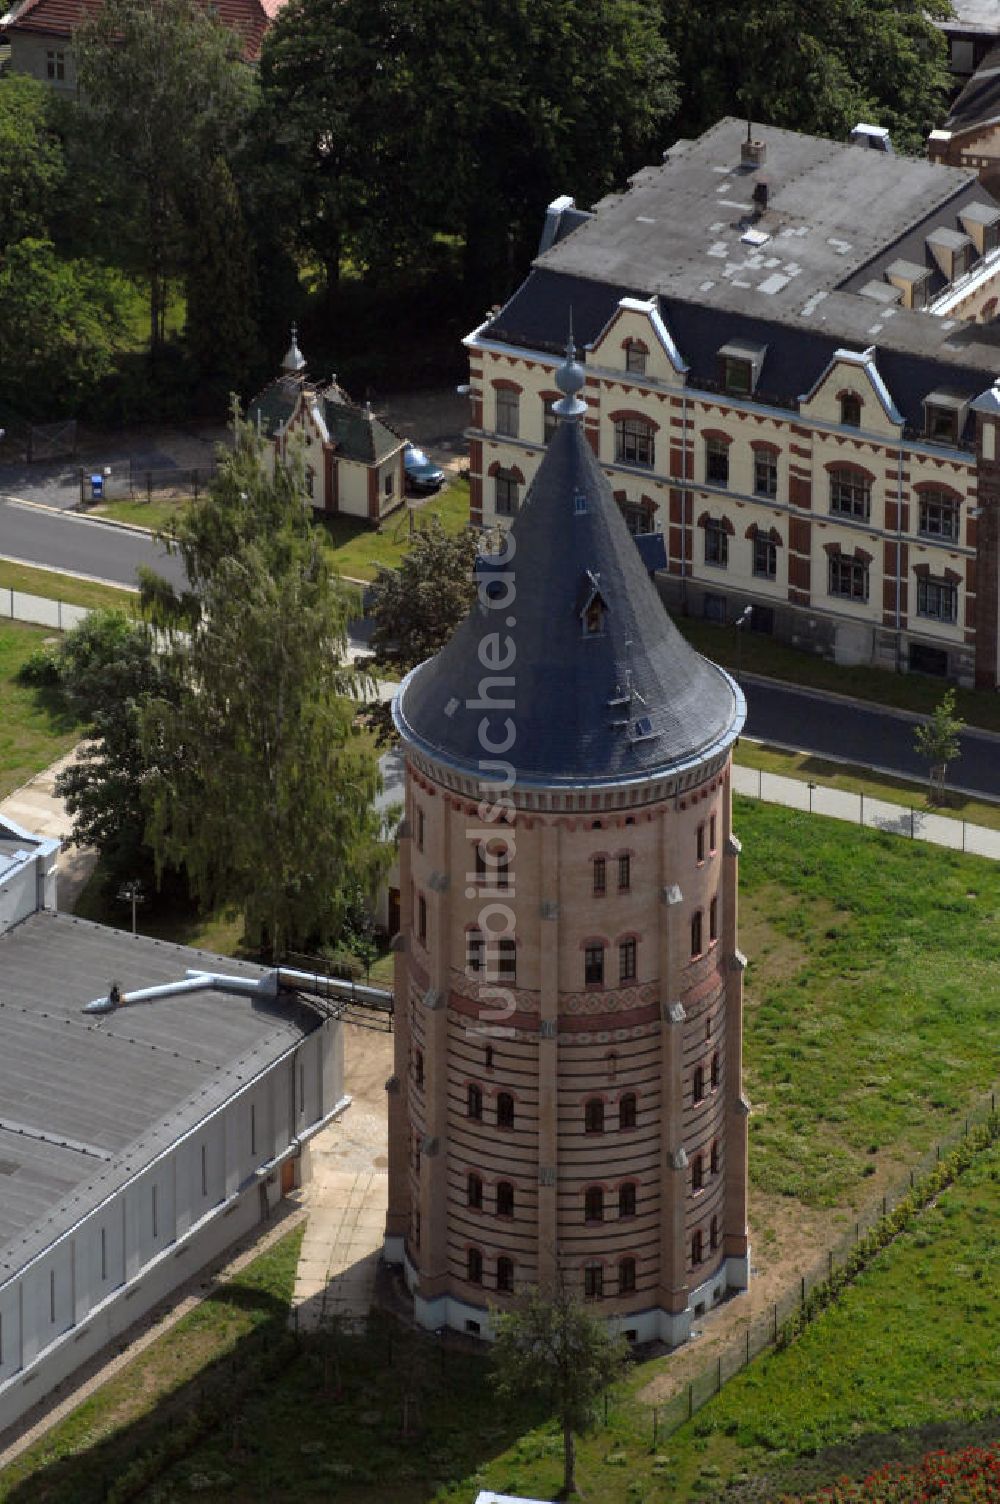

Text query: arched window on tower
(497, 1091), (515, 1129)
(585, 1186), (605, 1223)
(468, 1082), (483, 1120)
(711, 1051), (721, 1090)
(692, 1154), (704, 1193)
(585, 1098), (605, 1134)
(496, 1180), (514, 1218)
(467, 1247), (483, 1284)
(693, 1065), (705, 1104)
(414, 1049), (424, 1088)
(711, 1140), (721, 1175)
(468, 1172), (483, 1209)
(619, 1093), (637, 1130)
(691, 1230), (703, 1266)
(710, 1215), (720, 1251)
(496, 1256), (514, 1293)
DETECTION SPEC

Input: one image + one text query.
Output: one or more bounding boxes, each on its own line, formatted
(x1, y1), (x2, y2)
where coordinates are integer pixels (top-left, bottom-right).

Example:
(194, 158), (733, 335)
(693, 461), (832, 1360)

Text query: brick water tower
(384, 345), (749, 1344)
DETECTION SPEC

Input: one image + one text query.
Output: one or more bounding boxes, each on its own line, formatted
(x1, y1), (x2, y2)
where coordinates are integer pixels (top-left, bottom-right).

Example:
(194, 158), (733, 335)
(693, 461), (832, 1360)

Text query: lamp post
(117, 878), (145, 936)
(735, 605), (753, 682)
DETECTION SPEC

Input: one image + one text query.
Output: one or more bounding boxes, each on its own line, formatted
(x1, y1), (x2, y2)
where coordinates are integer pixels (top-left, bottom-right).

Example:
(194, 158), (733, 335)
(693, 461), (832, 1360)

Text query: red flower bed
(785, 1443), (1000, 1502)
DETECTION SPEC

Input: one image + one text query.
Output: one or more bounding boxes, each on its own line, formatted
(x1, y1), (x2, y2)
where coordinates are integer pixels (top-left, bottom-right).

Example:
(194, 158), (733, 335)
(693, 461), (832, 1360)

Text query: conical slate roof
(394, 381), (744, 788)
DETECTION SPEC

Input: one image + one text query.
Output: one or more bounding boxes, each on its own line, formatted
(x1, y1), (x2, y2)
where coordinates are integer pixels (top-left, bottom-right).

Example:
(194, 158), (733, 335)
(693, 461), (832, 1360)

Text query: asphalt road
(2, 499), (997, 799)
(0, 499), (187, 591)
(743, 676), (1000, 800)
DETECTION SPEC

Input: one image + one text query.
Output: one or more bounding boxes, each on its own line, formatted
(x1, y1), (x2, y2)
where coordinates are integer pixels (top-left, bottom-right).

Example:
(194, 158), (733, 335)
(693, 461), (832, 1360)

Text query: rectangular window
(497, 938), (517, 983)
(926, 405), (959, 444)
(753, 451), (777, 498)
(495, 388), (519, 437)
(417, 806), (425, 851)
(418, 895), (427, 944)
(709, 897), (718, 942)
(705, 438), (729, 486)
(753, 535), (777, 579)
(840, 394), (862, 428)
(618, 854), (630, 892)
(916, 575), (958, 623)
(584, 1264), (604, 1300)
(704, 521), (728, 568)
(710, 814), (717, 852)
(691, 911), (703, 957)
(722, 357), (751, 395)
(384, 471), (394, 498)
(625, 342), (647, 375)
(46, 49), (65, 80)
(829, 469), (871, 520)
(543, 398), (559, 444)
(696, 824), (705, 863)
(828, 554), (869, 602)
(593, 856), (606, 896)
(584, 945), (605, 986)
(614, 419), (655, 469)
(619, 938), (636, 983)
(918, 492), (960, 541)
(495, 472), (519, 517)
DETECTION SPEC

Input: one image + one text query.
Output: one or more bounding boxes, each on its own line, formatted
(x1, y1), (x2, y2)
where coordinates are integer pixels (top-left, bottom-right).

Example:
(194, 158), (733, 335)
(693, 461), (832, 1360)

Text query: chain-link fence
(733, 763), (1000, 861)
(645, 1085), (1000, 1447)
(74, 461), (218, 508)
(1, 587), (90, 633)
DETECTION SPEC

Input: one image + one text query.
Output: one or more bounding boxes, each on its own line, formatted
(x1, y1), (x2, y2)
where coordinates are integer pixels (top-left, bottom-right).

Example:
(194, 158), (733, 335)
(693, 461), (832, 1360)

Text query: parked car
(404, 442), (445, 493)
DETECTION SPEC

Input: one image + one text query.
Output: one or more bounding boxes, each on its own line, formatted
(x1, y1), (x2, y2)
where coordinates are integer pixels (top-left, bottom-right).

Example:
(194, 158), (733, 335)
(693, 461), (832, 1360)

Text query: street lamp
(735, 605), (753, 682)
(117, 878), (145, 935)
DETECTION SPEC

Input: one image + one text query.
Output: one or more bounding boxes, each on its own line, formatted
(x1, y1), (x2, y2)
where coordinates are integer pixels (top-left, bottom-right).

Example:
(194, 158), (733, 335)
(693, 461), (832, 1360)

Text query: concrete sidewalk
(0, 746), (97, 910)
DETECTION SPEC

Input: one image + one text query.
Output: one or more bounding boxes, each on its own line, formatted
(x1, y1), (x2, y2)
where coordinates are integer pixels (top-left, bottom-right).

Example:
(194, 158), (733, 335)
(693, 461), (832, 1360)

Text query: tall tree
(364, 518), (479, 745)
(262, 0), (677, 295)
(0, 239), (121, 418)
(140, 419), (385, 957)
(53, 609), (181, 884)
(492, 1277), (630, 1498)
(75, 0), (254, 352)
(0, 75), (65, 259)
(185, 156), (261, 409)
(663, 0), (950, 155)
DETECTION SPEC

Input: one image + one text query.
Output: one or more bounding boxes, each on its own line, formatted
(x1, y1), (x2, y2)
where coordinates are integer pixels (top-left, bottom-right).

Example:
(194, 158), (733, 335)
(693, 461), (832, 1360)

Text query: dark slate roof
(323, 397), (402, 465)
(484, 267), (994, 442)
(0, 911), (318, 1278)
(946, 44), (1000, 132)
(394, 410), (743, 787)
(247, 374), (299, 438)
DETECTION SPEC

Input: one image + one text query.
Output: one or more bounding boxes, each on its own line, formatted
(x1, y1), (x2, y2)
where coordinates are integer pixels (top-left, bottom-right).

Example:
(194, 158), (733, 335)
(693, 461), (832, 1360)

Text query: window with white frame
(494, 469), (520, 516)
(753, 535), (777, 579)
(753, 450), (777, 498)
(916, 575), (958, 623)
(828, 553), (869, 602)
(614, 418), (655, 468)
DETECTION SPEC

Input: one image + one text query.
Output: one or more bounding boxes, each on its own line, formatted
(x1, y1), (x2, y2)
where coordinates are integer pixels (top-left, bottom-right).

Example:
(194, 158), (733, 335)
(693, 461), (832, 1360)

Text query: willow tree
(140, 418), (385, 957)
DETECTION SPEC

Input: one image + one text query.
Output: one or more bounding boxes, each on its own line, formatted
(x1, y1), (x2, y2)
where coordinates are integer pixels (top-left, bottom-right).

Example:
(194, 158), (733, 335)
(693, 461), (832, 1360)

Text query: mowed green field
(738, 798), (1000, 1206)
(0, 621), (81, 799)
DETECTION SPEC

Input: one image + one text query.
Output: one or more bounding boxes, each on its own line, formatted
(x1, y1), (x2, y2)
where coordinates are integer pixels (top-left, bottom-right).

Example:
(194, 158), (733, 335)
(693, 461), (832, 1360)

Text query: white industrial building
(0, 842), (348, 1437)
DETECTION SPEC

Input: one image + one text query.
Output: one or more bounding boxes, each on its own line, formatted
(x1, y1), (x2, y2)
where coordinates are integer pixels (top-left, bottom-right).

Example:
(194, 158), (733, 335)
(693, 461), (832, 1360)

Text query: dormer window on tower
(578, 571), (608, 637)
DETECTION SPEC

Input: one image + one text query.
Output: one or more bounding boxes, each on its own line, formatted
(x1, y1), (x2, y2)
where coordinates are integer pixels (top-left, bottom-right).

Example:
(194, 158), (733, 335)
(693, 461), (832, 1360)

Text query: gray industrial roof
(0, 911), (319, 1281)
(395, 396), (743, 787)
(518, 117), (1000, 387)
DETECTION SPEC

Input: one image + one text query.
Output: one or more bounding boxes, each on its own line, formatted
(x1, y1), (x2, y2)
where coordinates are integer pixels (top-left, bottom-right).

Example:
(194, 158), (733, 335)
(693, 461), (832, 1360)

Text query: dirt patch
(375, 388), (469, 468)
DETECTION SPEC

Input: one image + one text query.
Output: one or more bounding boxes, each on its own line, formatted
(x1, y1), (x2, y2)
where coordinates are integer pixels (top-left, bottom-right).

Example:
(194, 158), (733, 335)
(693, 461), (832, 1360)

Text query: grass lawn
(0, 560), (134, 612)
(736, 799), (1000, 1206)
(0, 1227), (304, 1504)
(0, 622), (81, 799)
(89, 495), (189, 532)
(317, 477), (470, 582)
(737, 740), (1000, 833)
(675, 613), (1000, 734)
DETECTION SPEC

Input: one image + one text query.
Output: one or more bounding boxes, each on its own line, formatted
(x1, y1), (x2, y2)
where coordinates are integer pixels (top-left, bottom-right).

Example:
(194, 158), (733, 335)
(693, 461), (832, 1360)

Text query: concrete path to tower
(732, 760), (1000, 860)
(290, 1021), (394, 1332)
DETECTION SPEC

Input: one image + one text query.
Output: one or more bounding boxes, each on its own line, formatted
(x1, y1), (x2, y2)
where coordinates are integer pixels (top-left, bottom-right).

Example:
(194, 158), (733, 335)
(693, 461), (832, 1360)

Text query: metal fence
(75, 461), (218, 508)
(644, 1086), (1000, 1447)
(733, 762), (1000, 861)
(1, 588), (90, 633)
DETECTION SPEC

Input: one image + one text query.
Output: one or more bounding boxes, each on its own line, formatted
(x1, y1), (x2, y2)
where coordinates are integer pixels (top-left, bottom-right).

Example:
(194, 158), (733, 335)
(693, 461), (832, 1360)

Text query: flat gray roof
(537, 116), (1000, 372)
(0, 911), (319, 1281)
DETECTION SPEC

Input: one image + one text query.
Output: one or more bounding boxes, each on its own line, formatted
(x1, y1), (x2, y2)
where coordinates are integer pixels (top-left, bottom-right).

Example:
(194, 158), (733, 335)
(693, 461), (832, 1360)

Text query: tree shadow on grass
(2, 1299), (544, 1504)
(727, 1413), (1000, 1501)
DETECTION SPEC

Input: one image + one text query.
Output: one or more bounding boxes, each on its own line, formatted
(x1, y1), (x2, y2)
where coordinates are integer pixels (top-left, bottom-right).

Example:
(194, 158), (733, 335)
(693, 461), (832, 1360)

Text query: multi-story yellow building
(465, 117), (1000, 689)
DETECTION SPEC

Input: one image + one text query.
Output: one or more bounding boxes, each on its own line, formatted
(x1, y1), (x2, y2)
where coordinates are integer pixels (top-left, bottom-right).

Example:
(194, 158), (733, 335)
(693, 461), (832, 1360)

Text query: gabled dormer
(798, 347), (903, 437)
(588, 296), (688, 386)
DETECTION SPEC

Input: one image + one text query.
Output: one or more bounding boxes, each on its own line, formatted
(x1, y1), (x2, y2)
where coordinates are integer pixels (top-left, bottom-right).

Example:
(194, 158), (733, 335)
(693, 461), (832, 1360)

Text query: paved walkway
(733, 760), (1000, 860)
(0, 746), (97, 910)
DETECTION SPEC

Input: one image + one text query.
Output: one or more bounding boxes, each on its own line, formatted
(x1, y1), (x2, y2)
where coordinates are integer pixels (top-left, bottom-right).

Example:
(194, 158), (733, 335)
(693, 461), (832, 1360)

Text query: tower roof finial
(281, 322), (306, 377)
(553, 311), (587, 419)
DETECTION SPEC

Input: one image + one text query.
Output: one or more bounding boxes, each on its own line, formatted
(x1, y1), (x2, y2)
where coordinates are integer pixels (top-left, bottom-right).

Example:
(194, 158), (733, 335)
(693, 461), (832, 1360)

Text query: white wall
(0, 1016), (344, 1436)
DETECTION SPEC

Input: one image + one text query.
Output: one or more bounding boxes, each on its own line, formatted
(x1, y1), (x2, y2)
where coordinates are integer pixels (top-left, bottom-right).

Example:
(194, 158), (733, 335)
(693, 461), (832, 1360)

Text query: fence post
(652, 1407), (657, 1449)
(859, 790), (864, 826)
(746, 1329), (750, 1366)
(717, 1356), (722, 1393)
(688, 1382), (693, 1419)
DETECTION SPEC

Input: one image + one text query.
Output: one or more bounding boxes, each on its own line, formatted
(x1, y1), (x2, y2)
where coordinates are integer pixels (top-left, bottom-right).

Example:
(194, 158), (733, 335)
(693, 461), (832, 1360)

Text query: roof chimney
(741, 138), (766, 168)
(752, 179), (769, 212)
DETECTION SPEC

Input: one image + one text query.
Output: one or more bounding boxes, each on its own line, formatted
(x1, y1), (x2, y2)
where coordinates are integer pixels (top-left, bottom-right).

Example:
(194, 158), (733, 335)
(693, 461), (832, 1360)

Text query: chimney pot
(741, 138), (767, 168)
